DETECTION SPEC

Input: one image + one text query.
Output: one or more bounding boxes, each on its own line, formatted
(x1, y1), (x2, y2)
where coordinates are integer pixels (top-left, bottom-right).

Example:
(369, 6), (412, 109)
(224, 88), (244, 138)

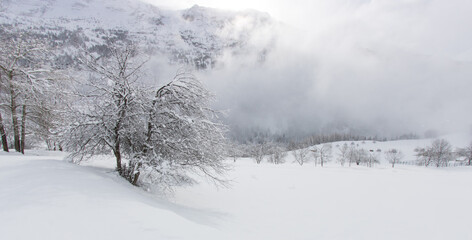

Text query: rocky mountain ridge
(0, 0), (277, 69)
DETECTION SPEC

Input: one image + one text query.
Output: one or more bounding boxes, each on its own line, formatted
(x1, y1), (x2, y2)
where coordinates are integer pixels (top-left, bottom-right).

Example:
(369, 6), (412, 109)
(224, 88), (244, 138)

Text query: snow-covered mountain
(0, 0), (277, 69)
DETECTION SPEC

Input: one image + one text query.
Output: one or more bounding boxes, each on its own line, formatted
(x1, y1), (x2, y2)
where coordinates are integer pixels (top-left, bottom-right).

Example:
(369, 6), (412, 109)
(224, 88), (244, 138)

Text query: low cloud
(197, 0), (472, 138)
(148, 0), (472, 138)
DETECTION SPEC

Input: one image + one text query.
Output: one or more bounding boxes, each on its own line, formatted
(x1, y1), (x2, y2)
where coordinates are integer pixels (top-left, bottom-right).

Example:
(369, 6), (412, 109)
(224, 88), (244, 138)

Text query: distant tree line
(236, 137), (472, 168)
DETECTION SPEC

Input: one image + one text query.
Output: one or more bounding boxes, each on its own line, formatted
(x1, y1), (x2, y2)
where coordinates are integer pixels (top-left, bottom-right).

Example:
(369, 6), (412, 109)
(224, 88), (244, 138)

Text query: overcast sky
(146, 0), (472, 138)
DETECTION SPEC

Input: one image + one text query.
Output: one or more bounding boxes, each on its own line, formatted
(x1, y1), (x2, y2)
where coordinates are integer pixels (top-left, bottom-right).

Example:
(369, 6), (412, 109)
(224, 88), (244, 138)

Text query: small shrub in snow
(250, 142), (270, 164)
(267, 144), (287, 164)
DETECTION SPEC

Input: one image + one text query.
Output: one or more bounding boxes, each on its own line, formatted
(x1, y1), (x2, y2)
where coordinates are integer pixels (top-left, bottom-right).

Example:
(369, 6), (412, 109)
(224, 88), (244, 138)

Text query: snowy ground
(0, 151), (223, 240)
(1, 135), (472, 240)
(173, 162), (472, 240)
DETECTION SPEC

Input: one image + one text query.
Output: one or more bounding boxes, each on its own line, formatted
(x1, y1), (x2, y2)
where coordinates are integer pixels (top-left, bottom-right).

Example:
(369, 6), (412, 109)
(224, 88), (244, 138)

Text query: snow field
(0, 152), (224, 240)
(173, 160), (472, 240)
(1, 134), (472, 240)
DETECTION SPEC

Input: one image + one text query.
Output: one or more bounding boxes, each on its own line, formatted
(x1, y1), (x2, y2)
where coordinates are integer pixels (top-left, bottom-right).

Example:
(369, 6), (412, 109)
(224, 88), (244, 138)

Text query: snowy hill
(0, 0), (276, 69)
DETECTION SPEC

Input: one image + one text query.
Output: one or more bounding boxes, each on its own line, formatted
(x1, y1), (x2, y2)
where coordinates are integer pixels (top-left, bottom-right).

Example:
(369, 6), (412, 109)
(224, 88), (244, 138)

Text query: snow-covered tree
(66, 43), (147, 177)
(414, 147), (432, 166)
(430, 139), (454, 167)
(132, 71), (229, 188)
(267, 144), (287, 164)
(28, 84), (71, 151)
(385, 148), (404, 168)
(292, 145), (310, 166)
(456, 141), (472, 166)
(347, 142), (358, 167)
(415, 139), (453, 167)
(312, 143), (332, 167)
(0, 29), (62, 153)
(345, 145), (373, 167)
(355, 148), (369, 166)
(365, 149), (380, 167)
(337, 143), (349, 166)
(65, 43), (228, 189)
(0, 32), (39, 152)
(250, 141), (270, 164)
(227, 141), (243, 162)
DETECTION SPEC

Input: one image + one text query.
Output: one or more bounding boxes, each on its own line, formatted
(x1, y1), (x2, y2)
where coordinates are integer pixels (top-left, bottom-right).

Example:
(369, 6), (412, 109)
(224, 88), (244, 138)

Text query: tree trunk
(113, 109), (124, 175)
(114, 144), (122, 175)
(132, 171), (140, 186)
(20, 105), (26, 154)
(144, 91), (162, 154)
(8, 72), (21, 152)
(0, 72), (7, 152)
(112, 84), (127, 176)
(0, 111), (9, 152)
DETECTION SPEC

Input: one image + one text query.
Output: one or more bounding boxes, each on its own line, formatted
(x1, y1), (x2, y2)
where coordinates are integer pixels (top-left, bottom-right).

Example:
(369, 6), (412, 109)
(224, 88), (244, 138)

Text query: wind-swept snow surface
(0, 152), (226, 240)
(1, 145), (472, 240)
(174, 161), (472, 240)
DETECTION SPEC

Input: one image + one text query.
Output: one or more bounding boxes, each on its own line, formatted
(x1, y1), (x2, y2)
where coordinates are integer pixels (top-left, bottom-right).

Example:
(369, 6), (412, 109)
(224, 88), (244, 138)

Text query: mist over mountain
(0, 0), (275, 69)
(197, 0), (472, 140)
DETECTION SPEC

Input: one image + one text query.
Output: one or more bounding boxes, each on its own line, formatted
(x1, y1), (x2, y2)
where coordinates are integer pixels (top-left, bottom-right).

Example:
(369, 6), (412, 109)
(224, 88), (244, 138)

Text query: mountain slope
(0, 0), (277, 69)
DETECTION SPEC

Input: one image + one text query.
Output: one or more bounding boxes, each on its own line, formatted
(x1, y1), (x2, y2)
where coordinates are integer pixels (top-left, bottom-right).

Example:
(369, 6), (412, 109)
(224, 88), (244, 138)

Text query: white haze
(146, 0), (472, 137)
